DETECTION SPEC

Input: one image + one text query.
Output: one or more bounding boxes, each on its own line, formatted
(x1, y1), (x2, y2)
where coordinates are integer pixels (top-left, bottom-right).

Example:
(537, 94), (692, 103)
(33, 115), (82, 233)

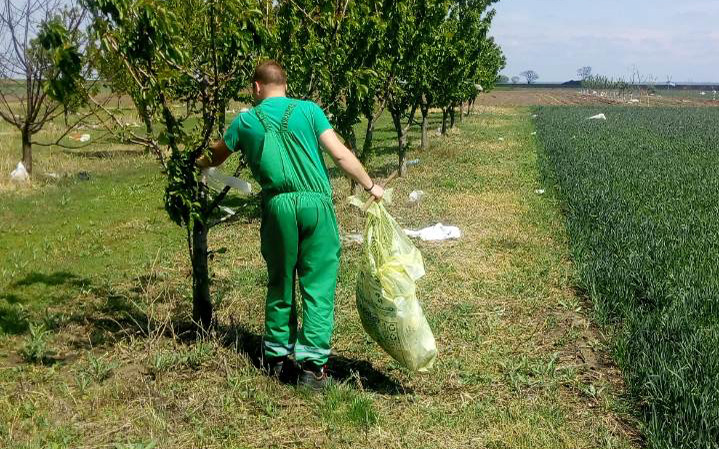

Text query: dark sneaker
(264, 356), (288, 379)
(297, 363), (329, 392)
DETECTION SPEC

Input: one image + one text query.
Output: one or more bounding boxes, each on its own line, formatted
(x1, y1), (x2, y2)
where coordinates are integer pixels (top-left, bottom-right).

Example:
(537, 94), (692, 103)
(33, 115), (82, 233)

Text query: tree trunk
(420, 105), (429, 150)
(218, 109), (227, 136)
(441, 108), (448, 135)
(360, 116), (375, 165)
(391, 109), (407, 176)
(21, 128), (32, 175)
(191, 220), (213, 330)
(458, 102), (463, 124)
(449, 105), (456, 128)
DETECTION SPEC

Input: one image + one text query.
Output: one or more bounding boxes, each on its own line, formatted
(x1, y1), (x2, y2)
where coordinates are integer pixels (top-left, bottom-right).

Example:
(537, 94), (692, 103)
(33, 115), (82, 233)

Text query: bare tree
(520, 70), (539, 85)
(0, 0), (97, 176)
(577, 66), (592, 80)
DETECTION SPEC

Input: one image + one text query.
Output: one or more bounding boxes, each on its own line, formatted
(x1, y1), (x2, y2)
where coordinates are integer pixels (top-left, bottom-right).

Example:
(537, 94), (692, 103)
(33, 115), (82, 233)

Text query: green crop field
(536, 107), (719, 449)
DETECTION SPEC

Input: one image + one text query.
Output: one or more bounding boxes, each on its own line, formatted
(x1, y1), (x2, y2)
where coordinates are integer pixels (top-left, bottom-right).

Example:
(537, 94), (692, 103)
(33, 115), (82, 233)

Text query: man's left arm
(196, 139), (232, 169)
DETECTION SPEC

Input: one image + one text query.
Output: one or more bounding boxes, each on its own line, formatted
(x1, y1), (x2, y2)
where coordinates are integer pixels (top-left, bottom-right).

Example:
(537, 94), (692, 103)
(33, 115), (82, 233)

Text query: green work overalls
(250, 101), (341, 366)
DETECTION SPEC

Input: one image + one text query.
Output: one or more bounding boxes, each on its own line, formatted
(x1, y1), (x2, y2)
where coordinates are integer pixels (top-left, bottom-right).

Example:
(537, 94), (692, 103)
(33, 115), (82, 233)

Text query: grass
(535, 106), (719, 449)
(0, 104), (637, 448)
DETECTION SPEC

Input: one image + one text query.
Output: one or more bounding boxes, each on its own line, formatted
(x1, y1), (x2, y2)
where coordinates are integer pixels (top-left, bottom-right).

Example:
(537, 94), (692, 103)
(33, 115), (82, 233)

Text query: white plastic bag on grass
(350, 194), (437, 372)
(10, 162), (29, 182)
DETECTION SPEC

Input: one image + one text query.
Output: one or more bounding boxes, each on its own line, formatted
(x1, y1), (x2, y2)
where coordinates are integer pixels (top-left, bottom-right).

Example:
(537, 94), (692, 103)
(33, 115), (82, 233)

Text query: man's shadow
(218, 321), (411, 396)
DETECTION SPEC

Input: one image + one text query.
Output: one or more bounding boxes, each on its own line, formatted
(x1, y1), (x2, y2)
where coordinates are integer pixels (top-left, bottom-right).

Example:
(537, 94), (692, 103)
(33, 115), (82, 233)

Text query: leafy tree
(520, 69), (539, 84)
(273, 0), (384, 179)
(381, 0), (445, 175)
(466, 35), (505, 116)
(497, 74), (509, 84)
(0, 0), (95, 176)
(433, 0), (503, 133)
(77, 0), (266, 329)
(511, 75), (520, 84)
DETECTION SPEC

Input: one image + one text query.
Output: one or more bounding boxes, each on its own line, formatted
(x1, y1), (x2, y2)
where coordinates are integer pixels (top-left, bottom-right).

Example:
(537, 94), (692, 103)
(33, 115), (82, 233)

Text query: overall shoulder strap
(280, 101), (298, 132)
(254, 106), (271, 131)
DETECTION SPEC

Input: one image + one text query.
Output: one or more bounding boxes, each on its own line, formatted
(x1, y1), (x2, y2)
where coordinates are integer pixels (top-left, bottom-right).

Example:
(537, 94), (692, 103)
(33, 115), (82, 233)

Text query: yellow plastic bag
(351, 195), (437, 372)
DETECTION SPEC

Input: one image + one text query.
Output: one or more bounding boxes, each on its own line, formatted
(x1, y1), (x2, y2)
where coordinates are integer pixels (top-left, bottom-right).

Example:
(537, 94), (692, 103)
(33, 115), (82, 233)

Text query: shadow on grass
(21, 274), (410, 395)
(12, 271), (91, 288)
(0, 304), (29, 335)
(219, 321), (411, 396)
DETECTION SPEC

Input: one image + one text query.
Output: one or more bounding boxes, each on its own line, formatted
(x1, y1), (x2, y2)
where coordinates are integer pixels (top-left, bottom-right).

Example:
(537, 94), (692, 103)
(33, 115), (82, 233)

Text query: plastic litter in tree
(10, 162), (29, 182)
(203, 167), (252, 194)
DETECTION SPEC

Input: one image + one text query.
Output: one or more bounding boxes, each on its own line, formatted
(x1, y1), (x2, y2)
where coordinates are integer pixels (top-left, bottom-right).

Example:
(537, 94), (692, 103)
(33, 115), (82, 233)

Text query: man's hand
(196, 139), (232, 168)
(368, 183), (384, 201)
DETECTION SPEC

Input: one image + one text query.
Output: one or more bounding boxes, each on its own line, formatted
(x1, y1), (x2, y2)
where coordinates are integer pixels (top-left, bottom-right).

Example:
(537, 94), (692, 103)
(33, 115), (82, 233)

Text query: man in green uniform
(197, 61), (383, 390)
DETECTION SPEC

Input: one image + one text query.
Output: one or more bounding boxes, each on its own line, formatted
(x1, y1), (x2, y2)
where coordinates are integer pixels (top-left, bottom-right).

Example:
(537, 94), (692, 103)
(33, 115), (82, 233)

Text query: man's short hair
(253, 60), (287, 86)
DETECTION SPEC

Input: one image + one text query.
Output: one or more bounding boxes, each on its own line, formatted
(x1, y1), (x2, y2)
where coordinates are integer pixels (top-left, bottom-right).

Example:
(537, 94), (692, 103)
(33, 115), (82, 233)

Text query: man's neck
(262, 92), (286, 100)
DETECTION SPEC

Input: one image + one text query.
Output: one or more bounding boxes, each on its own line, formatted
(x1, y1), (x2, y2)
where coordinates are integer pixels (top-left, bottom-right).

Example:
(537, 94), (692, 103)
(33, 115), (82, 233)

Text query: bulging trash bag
(350, 195), (437, 372)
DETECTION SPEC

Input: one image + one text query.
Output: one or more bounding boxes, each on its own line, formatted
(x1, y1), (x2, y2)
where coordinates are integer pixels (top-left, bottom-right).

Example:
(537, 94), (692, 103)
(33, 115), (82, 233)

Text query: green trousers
(261, 191), (341, 366)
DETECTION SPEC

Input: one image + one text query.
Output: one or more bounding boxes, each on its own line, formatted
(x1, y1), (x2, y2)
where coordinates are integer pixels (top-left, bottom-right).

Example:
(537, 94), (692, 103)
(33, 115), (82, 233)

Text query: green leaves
(36, 18), (85, 108)
(85, 0), (266, 228)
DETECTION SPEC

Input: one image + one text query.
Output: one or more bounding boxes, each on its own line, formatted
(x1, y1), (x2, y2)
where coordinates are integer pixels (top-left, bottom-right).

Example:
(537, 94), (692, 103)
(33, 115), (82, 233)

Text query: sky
(490, 0), (719, 83)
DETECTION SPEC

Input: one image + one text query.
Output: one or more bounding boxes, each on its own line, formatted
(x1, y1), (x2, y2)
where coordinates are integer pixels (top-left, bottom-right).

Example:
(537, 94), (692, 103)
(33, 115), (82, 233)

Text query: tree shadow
(12, 271), (90, 288)
(218, 321), (411, 396)
(42, 276), (410, 395)
(0, 305), (29, 335)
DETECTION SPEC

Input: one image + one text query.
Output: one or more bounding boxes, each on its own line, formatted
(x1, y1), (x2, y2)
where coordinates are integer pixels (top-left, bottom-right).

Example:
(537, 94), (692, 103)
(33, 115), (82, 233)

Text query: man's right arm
(318, 129), (384, 200)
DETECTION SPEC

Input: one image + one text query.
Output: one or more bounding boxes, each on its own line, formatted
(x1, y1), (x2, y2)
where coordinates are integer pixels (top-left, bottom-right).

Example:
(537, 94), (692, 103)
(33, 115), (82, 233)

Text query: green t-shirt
(223, 97), (332, 171)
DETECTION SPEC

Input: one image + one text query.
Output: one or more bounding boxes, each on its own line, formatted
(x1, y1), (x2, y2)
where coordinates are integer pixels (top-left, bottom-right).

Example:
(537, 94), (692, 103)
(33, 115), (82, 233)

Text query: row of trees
(498, 70), (538, 85)
(4, 0), (505, 328)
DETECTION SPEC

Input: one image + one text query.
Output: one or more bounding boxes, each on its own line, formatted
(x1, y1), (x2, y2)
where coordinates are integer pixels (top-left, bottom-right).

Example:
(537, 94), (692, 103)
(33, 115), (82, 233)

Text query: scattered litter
(587, 113), (607, 120)
(531, 131), (537, 136)
(498, 137), (505, 141)
(408, 190), (425, 203)
(10, 162), (29, 182)
(406, 159), (420, 167)
(77, 171), (91, 181)
(219, 206), (236, 217)
(46, 172), (60, 179)
(203, 167), (252, 194)
(628, 99), (640, 104)
(405, 223), (461, 241)
(341, 233), (364, 245)
(531, 114), (538, 118)
(69, 133), (91, 142)
(700, 91), (707, 96)
(534, 189), (545, 195)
